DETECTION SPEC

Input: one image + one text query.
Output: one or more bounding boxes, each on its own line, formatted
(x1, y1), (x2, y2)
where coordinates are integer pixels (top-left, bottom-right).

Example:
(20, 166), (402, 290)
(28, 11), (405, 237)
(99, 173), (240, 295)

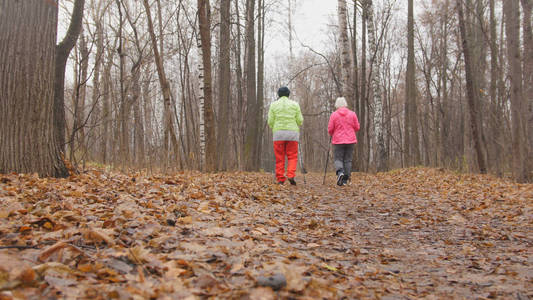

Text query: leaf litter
(0, 167), (531, 299)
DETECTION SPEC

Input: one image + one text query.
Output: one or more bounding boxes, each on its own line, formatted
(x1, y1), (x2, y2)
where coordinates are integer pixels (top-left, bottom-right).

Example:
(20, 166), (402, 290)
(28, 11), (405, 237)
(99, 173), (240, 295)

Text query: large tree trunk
(54, 0), (85, 155)
(197, 0), (217, 172)
(243, 0), (258, 171)
(0, 0), (68, 177)
(504, 0), (528, 181)
(217, 0), (231, 171)
(404, 0), (420, 166)
(366, 0), (387, 172)
(456, 0), (487, 174)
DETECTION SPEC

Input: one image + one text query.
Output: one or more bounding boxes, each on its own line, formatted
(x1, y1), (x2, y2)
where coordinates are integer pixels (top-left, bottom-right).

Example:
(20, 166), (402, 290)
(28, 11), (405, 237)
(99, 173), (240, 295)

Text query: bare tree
(244, 0), (259, 171)
(0, 0), (68, 177)
(197, 0), (216, 172)
(54, 0), (85, 154)
(456, 0), (487, 174)
(142, 0), (179, 167)
(366, 0), (387, 171)
(521, 0), (533, 164)
(217, 0), (231, 171)
(404, 0), (420, 166)
(504, 0), (528, 181)
(338, 0), (354, 104)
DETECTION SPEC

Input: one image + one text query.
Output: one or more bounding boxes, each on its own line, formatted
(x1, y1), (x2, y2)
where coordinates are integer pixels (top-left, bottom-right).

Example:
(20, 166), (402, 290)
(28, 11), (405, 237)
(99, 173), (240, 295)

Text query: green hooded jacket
(267, 96), (303, 133)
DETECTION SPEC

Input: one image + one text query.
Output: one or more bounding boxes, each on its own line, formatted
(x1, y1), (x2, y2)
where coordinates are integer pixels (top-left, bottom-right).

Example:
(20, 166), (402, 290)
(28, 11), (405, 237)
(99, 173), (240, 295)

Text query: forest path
(0, 168), (531, 298)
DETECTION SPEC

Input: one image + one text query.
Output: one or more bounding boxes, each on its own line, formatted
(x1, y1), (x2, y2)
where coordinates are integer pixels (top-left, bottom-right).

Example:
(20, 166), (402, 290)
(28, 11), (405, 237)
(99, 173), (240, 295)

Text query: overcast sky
(265, 0), (338, 57)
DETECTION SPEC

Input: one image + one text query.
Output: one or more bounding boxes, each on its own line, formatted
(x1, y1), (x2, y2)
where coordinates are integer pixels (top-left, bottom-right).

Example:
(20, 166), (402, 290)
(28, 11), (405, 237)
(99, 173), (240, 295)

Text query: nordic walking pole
(298, 143), (307, 185)
(322, 137), (331, 185)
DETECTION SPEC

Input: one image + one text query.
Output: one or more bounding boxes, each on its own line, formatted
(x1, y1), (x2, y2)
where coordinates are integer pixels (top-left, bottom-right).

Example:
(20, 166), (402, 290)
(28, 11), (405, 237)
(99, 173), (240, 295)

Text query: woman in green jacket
(267, 86), (304, 185)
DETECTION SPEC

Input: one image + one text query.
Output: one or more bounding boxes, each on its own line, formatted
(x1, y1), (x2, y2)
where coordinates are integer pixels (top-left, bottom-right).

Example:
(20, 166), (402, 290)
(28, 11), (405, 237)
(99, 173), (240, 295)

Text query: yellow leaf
(322, 264), (338, 272)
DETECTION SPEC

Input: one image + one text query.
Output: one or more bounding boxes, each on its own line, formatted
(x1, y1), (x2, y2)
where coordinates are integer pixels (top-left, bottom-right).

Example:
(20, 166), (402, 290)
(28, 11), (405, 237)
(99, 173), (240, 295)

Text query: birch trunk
(366, 0), (387, 171)
(338, 0), (354, 104)
(197, 0), (217, 172)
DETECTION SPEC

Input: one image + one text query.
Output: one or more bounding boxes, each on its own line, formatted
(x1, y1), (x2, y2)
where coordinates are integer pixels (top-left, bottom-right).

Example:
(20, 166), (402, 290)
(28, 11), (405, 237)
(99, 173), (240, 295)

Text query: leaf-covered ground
(0, 168), (531, 299)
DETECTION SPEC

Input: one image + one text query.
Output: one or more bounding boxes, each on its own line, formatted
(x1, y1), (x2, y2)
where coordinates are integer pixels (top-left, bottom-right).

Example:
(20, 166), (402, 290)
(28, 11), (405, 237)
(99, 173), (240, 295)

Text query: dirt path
(0, 168), (531, 299)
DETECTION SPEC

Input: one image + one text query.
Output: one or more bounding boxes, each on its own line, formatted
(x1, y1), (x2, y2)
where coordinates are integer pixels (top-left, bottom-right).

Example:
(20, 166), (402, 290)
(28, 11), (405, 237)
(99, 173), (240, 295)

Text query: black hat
(278, 86), (290, 97)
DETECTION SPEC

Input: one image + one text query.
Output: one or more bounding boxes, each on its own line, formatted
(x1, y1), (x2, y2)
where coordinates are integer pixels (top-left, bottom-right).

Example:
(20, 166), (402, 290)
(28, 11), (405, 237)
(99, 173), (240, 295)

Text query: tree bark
(488, 0), (503, 175)
(217, 0), (231, 171)
(197, 0), (217, 172)
(456, 0), (487, 174)
(243, 0), (258, 171)
(338, 0), (354, 104)
(256, 0), (265, 170)
(405, 0), (420, 166)
(503, 0), (528, 181)
(0, 0), (68, 177)
(366, 0), (387, 172)
(520, 0), (533, 167)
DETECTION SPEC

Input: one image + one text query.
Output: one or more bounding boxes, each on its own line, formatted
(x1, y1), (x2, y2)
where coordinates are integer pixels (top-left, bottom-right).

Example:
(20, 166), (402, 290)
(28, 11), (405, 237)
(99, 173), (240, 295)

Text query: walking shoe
(288, 177), (296, 185)
(342, 177), (349, 186)
(337, 172), (345, 186)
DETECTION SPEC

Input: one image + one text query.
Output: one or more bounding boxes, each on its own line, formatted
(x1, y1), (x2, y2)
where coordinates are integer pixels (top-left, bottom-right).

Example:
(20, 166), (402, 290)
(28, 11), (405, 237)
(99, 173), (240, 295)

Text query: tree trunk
(243, 0), (258, 171)
(352, 0), (362, 172)
(217, 0), (231, 171)
(338, 0), (354, 104)
(234, 0), (246, 169)
(366, 0), (387, 172)
(456, 0), (487, 174)
(521, 0), (533, 168)
(405, 0), (420, 166)
(361, 3), (368, 171)
(257, 0), (265, 170)
(489, 0), (503, 175)
(504, 0), (528, 181)
(54, 0), (85, 155)
(0, 0), (68, 177)
(197, 0), (217, 172)
(142, 0), (179, 168)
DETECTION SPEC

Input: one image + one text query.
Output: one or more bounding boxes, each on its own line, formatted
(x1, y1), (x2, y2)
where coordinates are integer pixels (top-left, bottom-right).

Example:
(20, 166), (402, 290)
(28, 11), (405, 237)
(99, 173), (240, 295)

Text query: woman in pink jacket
(328, 97), (360, 186)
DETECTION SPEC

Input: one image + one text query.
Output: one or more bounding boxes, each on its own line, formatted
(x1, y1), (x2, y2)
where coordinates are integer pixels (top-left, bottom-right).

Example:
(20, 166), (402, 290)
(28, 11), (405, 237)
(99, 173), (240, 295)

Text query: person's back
(328, 106), (359, 144)
(268, 96), (303, 134)
(328, 97), (360, 186)
(267, 87), (303, 185)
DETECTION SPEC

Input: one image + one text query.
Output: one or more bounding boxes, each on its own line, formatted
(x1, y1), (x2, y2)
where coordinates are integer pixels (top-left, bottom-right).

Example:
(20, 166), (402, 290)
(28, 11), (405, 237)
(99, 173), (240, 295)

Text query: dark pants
(333, 143), (355, 180)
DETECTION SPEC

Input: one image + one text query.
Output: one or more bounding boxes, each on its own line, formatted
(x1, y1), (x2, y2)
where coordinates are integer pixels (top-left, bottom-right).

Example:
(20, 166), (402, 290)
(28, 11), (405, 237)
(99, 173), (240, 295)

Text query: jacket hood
(337, 107), (350, 116)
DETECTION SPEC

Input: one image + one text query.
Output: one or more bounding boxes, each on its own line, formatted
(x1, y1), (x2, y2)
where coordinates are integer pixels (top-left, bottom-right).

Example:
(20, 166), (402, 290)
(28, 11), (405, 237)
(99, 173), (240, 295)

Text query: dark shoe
(342, 176), (349, 186)
(278, 181), (284, 185)
(288, 177), (296, 185)
(337, 173), (345, 186)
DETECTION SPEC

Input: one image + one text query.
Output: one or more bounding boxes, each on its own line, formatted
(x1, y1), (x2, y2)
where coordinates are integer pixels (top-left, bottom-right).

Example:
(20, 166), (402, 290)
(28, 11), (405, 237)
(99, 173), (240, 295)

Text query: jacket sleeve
(267, 104), (274, 129)
(328, 113), (335, 136)
(353, 112), (360, 132)
(295, 104), (303, 127)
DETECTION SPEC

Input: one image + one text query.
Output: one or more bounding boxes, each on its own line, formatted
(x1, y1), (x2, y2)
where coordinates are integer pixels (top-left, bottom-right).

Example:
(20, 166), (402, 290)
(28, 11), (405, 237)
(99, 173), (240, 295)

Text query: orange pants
(273, 141), (298, 183)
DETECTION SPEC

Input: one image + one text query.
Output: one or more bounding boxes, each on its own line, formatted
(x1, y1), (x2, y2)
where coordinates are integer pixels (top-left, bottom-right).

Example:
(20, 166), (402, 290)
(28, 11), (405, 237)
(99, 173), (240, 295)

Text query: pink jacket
(328, 107), (360, 144)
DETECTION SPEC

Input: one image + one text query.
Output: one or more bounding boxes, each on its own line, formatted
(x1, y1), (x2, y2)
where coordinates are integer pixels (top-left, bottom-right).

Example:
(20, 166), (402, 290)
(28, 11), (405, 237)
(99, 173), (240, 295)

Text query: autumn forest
(0, 0), (532, 298)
